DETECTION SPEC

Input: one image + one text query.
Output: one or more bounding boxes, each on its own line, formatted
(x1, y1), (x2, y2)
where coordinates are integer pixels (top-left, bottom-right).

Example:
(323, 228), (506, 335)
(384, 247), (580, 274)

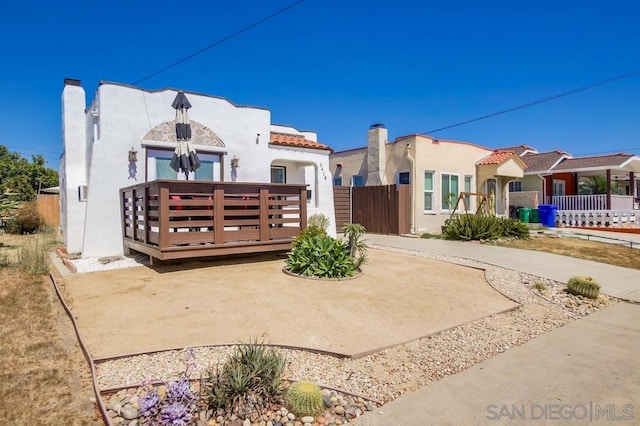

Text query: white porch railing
(551, 194), (634, 210)
(555, 210), (639, 228)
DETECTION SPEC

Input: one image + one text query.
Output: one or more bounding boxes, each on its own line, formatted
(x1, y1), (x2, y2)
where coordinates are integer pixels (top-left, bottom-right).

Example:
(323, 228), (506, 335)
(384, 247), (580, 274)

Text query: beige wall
(330, 148), (367, 186)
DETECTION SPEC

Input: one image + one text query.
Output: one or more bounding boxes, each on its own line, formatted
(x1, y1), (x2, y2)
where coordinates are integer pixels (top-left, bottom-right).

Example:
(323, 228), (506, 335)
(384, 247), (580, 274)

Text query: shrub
(342, 223), (367, 268)
(292, 226), (327, 248)
(567, 276), (600, 299)
(443, 215), (530, 241)
(6, 202), (42, 234)
(206, 340), (286, 418)
(308, 213), (330, 231)
(285, 235), (357, 279)
(17, 240), (49, 275)
(285, 381), (324, 417)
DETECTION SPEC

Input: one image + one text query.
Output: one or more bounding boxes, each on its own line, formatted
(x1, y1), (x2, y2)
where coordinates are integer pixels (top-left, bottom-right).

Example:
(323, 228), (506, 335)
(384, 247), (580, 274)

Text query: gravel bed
(97, 245), (617, 424)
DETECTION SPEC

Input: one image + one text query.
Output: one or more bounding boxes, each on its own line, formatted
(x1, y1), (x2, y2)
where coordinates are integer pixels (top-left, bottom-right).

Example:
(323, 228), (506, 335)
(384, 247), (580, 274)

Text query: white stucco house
(60, 79), (336, 259)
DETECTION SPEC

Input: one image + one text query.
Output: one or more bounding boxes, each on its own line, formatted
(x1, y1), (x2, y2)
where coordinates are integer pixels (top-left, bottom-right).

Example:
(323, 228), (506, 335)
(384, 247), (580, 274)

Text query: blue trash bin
(537, 204), (558, 227)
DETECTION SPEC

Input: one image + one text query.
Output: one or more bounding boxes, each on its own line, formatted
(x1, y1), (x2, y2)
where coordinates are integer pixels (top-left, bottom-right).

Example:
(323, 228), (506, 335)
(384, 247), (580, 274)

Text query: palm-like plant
(578, 176), (612, 195)
(342, 223), (368, 268)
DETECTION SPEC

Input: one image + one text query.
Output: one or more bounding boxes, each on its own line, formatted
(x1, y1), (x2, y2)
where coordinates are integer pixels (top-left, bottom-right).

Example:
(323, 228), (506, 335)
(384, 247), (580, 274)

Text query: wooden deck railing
(120, 180), (307, 261)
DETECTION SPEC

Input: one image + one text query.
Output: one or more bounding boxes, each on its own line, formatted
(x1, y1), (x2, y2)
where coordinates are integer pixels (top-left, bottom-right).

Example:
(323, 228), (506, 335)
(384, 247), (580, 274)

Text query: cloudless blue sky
(1, 0), (638, 169)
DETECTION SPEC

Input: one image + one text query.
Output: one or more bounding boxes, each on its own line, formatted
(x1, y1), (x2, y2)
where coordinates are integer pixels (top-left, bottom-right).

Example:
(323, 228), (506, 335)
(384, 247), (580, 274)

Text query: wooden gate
(335, 184), (410, 234)
(333, 187), (351, 230)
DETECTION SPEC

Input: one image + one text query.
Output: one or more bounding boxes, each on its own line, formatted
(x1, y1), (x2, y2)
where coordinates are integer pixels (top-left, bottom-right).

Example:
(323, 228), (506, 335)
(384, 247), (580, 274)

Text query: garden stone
(242, 419), (251, 426)
(323, 395), (332, 408)
(334, 406), (345, 416)
(365, 403), (375, 411)
(287, 412), (296, 420)
(120, 406), (138, 420)
(301, 416), (314, 423)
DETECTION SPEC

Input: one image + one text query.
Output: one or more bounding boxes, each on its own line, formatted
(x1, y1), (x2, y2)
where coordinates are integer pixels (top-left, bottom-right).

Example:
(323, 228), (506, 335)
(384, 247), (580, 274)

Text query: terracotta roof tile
(477, 150), (525, 167)
(269, 132), (332, 151)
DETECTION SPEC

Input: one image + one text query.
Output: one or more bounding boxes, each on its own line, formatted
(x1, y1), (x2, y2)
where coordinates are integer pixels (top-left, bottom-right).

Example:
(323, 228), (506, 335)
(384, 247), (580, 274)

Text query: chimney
(366, 123), (387, 185)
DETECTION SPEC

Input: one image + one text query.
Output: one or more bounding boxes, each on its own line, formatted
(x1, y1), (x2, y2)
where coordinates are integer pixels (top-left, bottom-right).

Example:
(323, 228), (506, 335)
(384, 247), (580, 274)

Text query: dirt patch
(61, 248), (517, 359)
(497, 234), (640, 270)
(0, 269), (100, 425)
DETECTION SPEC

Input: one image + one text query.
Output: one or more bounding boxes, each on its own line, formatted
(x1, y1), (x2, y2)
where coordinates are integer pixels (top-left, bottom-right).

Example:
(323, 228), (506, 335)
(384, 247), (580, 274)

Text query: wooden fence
(349, 184), (410, 235)
(37, 194), (60, 227)
(333, 187), (351, 231)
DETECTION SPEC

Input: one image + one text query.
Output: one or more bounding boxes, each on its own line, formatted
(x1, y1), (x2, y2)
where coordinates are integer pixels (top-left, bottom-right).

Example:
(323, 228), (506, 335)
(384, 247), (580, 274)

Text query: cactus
(567, 276), (600, 299)
(285, 381), (324, 417)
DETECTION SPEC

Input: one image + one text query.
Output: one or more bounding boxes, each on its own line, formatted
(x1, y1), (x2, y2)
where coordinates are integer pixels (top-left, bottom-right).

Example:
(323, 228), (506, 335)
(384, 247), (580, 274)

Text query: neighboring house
(330, 124), (525, 233)
(60, 79), (336, 258)
(507, 150), (572, 208)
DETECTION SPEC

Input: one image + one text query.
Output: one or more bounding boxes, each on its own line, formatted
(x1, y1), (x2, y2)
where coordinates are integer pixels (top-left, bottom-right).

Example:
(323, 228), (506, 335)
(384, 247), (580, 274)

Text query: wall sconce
(128, 148), (138, 162)
(231, 156), (240, 168)
(336, 162), (343, 168)
(256, 133), (261, 145)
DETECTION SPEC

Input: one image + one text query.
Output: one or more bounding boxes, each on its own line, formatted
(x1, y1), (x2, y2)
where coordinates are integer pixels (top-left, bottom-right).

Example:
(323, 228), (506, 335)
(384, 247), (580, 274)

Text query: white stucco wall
(61, 81), (335, 258)
(60, 83), (88, 254)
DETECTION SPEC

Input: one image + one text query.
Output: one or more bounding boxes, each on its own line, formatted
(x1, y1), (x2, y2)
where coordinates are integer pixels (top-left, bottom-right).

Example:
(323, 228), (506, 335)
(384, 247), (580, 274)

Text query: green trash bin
(519, 207), (531, 223)
(530, 209), (540, 223)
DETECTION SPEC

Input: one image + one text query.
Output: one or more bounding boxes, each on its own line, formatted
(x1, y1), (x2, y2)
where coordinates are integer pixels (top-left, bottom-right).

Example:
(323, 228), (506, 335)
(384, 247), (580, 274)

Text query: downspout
(405, 144), (416, 234)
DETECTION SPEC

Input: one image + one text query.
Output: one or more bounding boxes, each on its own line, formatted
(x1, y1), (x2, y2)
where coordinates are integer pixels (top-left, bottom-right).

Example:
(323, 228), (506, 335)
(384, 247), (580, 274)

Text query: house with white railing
(506, 147), (640, 229)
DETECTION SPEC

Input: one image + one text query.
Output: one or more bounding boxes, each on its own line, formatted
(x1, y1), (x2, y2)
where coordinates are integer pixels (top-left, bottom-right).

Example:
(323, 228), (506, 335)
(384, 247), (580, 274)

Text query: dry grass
(497, 234), (640, 270)
(0, 234), (100, 425)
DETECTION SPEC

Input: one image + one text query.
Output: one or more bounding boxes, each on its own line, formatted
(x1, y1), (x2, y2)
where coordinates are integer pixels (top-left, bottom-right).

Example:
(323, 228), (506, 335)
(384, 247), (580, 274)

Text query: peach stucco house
(330, 125), (525, 233)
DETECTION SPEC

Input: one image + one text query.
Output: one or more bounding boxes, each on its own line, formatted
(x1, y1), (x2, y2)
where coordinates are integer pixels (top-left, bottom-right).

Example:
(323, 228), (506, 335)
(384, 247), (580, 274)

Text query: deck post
(300, 187), (308, 230)
(159, 185), (170, 249)
(143, 185), (149, 245)
(214, 187), (225, 244)
(630, 172), (635, 201)
(259, 187), (269, 242)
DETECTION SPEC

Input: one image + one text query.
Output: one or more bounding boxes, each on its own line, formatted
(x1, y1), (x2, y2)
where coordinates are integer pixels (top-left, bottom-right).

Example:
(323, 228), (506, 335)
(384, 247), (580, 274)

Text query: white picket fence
(555, 210), (639, 228)
(551, 194), (635, 210)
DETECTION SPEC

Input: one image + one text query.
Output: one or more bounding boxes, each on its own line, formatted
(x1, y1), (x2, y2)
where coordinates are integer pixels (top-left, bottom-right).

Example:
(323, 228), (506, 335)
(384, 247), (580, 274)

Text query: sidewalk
(364, 234), (640, 302)
(353, 302), (640, 425)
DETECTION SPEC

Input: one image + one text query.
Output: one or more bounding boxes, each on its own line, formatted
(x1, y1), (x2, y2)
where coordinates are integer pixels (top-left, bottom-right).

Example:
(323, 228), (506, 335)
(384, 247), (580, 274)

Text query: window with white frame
(552, 179), (565, 196)
(423, 171), (434, 211)
(509, 181), (523, 192)
(270, 166), (286, 183)
(464, 175), (473, 210)
(146, 148), (222, 181)
(441, 173), (459, 211)
(351, 175), (364, 187)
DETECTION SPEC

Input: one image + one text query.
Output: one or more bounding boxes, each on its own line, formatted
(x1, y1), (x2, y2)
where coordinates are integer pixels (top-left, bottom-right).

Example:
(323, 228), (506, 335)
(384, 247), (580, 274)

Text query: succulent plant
(567, 276), (600, 299)
(285, 381), (324, 417)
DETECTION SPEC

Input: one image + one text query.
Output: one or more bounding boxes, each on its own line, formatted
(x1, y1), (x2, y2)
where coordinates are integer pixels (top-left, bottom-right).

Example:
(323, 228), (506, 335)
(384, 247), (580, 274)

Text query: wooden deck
(120, 180), (307, 262)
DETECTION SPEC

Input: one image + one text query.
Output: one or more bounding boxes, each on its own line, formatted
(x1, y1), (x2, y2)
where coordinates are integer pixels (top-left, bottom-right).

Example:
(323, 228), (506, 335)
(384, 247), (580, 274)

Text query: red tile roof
(477, 150), (526, 168)
(270, 132), (332, 151)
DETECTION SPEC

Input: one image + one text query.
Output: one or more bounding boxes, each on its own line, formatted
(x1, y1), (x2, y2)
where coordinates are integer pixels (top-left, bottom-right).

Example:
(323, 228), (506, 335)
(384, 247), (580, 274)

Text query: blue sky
(1, 0), (638, 169)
